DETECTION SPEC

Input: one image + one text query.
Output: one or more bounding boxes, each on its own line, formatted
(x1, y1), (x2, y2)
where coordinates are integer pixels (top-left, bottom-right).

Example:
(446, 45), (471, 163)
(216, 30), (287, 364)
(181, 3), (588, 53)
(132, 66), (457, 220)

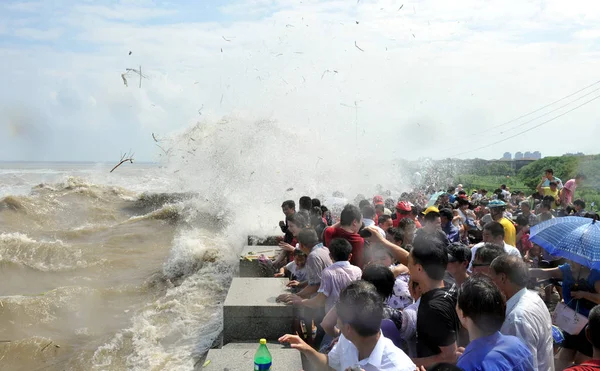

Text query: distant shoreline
(0, 161), (159, 165)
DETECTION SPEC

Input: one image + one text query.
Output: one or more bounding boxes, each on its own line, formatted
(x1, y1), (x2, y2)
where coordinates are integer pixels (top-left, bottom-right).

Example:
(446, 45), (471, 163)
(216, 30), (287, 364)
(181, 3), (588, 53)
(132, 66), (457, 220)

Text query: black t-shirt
(416, 287), (460, 358)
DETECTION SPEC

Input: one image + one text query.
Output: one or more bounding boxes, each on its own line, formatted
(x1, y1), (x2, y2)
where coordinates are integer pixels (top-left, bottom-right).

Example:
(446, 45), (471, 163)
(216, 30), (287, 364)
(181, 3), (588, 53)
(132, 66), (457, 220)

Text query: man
(408, 238), (460, 367)
(565, 305), (600, 370)
(439, 208), (460, 243)
(500, 184), (511, 199)
(516, 201), (538, 227)
(455, 275), (535, 371)
(323, 204), (365, 268)
(279, 200), (296, 244)
(536, 178), (560, 209)
(447, 243), (471, 288)
(437, 193), (452, 210)
(286, 238), (361, 313)
(378, 214), (394, 235)
(561, 174), (586, 208)
(414, 209), (451, 248)
(392, 201), (413, 227)
(541, 168), (563, 189)
(573, 199), (587, 216)
(537, 201), (555, 223)
(471, 243), (506, 276)
(373, 195), (388, 222)
(488, 200), (517, 246)
(362, 205), (386, 238)
(398, 218), (417, 246)
(469, 222), (520, 271)
(299, 196), (312, 220)
(279, 281), (416, 371)
(410, 206), (423, 228)
(490, 255), (554, 371)
(278, 228), (332, 303)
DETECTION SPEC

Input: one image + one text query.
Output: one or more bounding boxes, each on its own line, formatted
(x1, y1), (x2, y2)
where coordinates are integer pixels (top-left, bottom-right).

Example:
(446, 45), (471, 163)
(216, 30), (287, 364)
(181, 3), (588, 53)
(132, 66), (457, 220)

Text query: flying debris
(354, 41), (364, 52)
(128, 51), (132, 55)
(356, 21), (359, 24)
(222, 36), (231, 42)
(398, 4), (404, 10)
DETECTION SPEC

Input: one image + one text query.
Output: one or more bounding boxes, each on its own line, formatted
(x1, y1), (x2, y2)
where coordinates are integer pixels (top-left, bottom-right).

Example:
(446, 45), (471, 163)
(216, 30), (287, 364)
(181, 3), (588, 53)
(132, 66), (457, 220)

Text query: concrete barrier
(223, 278), (294, 343)
(247, 235), (281, 246)
(239, 245), (279, 277)
(202, 342), (303, 370)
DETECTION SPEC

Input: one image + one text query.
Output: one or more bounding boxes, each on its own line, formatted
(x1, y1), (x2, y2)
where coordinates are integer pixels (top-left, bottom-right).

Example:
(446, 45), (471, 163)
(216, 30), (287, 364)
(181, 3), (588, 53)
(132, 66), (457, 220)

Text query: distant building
(533, 151), (542, 159)
(564, 152), (584, 157)
(514, 152), (524, 160)
(524, 151), (533, 159)
(502, 152), (512, 160)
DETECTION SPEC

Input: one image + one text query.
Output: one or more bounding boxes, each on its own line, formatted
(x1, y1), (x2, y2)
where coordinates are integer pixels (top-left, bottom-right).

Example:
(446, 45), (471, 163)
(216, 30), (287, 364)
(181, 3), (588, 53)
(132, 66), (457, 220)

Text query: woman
(368, 247), (412, 309)
(530, 260), (600, 369)
(264, 213), (308, 274)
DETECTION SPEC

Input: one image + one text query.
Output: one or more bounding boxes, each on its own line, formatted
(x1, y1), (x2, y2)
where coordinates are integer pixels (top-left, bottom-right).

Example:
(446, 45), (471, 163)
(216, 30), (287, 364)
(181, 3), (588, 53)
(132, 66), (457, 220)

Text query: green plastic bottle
(253, 338), (272, 371)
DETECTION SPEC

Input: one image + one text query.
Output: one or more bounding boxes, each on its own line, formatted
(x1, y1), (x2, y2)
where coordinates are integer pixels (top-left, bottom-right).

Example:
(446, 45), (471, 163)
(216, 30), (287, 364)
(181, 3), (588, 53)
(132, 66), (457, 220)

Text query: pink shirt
(562, 179), (577, 205)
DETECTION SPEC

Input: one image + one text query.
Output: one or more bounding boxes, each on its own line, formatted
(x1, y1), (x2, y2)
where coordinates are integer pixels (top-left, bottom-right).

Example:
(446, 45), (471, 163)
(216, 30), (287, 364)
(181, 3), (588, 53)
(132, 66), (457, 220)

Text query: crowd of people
(263, 169), (600, 371)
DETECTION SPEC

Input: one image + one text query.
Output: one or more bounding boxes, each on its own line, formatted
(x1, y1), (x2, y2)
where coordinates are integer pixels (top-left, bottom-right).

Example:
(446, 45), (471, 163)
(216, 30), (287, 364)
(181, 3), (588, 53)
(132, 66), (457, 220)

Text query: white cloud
(1, 0), (600, 162)
(13, 27), (64, 41)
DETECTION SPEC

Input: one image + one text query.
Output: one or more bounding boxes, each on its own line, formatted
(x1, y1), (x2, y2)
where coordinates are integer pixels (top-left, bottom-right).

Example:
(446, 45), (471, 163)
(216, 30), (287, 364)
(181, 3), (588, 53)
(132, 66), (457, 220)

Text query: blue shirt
(559, 263), (600, 317)
(457, 331), (534, 371)
(442, 222), (460, 243)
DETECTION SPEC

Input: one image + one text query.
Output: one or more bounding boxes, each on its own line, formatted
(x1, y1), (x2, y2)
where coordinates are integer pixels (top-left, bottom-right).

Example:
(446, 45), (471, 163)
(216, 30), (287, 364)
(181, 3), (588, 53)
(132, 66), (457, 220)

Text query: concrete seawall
(200, 241), (304, 370)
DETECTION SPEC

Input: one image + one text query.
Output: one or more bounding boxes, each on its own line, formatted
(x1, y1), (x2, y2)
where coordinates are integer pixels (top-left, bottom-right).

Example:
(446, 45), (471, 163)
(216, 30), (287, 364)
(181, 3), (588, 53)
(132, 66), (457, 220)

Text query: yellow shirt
(499, 217), (517, 247)
(541, 187), (560, 208)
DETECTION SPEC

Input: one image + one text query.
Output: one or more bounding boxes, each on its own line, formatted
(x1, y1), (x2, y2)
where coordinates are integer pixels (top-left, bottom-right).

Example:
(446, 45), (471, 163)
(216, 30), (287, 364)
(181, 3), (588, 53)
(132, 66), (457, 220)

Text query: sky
(1, 0), (600, 162)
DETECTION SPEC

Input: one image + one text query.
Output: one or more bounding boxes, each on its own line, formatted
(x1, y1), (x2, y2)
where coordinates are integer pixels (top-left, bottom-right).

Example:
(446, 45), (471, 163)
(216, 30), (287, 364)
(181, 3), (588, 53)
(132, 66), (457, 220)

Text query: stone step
(239, 245), (279, 277)
(202, 345), (302, 371)
(223, 277), (294, 343)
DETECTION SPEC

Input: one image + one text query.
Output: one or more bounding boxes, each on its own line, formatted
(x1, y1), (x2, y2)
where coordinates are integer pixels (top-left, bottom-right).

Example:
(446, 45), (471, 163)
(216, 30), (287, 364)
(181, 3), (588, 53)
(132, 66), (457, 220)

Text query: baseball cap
(447, 243), (472, 263)
(421, 206), (440, 215)
(373, 195), (384, 205)
(396, 201), (412, 212)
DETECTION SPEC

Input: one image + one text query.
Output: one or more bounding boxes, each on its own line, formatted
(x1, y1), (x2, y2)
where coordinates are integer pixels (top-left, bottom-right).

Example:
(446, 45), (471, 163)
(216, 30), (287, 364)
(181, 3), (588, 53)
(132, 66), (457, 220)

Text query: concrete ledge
(202, 346), (302, 371)
(239, 245), (279, 277)
(223, 278), (294, 343)
(247, 235), (281, 246)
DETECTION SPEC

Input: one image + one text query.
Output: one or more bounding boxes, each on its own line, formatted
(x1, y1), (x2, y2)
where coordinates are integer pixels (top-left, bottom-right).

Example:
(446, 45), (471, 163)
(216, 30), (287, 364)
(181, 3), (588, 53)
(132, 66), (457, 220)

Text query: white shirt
(501, 288), (555, 371)
(328, 332), (415, 371)
(363, 218), (386, 238)
(468, 242), (521, 272)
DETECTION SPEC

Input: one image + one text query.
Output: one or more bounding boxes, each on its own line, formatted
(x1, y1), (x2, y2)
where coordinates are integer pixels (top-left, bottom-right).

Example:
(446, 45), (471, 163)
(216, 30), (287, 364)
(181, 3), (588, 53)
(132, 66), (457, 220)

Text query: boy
(456, 275), (534, 371)
(284, 239), (362, 313)
(274, 250), (307, 287)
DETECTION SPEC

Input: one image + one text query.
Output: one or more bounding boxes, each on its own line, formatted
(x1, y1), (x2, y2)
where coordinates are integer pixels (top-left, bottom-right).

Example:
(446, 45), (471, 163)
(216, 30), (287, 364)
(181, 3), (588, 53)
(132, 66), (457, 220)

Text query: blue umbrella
(529, 216), (600, 269)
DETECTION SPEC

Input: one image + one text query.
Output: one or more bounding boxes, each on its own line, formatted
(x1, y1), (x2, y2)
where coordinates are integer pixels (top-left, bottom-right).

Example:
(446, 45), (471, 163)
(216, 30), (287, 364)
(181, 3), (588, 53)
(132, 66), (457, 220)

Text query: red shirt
(392, 213), (411, 228)
(565, 360), (600, 370)
(323, 226), (365, 268)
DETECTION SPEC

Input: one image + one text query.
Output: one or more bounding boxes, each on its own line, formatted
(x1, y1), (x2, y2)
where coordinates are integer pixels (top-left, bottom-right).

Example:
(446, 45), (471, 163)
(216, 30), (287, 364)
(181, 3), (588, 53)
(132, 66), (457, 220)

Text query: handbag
(552, 300), (588, 335)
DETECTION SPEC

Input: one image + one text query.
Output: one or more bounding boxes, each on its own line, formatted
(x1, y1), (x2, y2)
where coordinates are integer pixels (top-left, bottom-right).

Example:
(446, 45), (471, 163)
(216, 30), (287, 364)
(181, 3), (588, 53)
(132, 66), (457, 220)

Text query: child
(274, 250), (307, 284)
(525, 244), (541, 268)
(515, 215), (533, 257)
